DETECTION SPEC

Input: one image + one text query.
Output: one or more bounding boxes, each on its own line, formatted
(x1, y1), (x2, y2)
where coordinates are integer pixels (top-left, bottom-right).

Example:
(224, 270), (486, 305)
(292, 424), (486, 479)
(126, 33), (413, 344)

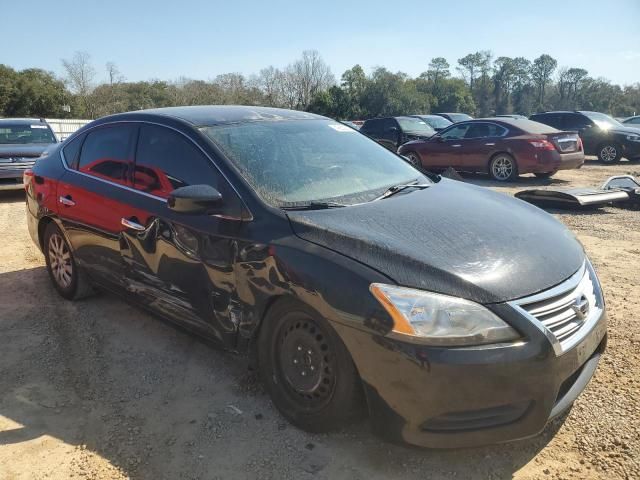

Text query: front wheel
(405, 152), (422, 168)
(258, 299), (364, 433)
(489, 153), (518, 181)
(597, 143), (622, 164)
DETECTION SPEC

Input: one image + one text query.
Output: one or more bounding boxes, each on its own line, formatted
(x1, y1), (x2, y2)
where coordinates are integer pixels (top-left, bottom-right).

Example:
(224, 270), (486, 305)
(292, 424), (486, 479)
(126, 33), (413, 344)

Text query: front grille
(509, 262), (604, 355)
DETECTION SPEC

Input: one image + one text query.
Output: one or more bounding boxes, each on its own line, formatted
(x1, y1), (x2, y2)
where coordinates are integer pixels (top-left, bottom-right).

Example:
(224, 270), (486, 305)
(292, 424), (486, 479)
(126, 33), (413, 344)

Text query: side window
(441, 124), (471, 140)
(532, 114), (560, 129)
(362, 120), (381, 136)
(566, 114), (593, 130)
(77, 125), (136, 186)
(465, 123), (496, 138)
(134, 124), (221, 199)
(381, 118), (398, 140)
(61, 133), (85, 168)
(630, 118), (640, 124)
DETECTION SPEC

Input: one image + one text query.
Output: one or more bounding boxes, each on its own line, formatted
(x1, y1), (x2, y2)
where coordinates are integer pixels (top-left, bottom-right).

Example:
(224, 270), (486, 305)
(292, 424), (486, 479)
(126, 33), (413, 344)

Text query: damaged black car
(25, 106), (607, 448)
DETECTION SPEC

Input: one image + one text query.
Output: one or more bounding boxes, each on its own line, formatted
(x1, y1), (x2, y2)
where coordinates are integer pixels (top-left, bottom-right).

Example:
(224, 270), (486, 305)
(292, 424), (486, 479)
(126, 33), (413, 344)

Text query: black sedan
(25, 106), (607, 448)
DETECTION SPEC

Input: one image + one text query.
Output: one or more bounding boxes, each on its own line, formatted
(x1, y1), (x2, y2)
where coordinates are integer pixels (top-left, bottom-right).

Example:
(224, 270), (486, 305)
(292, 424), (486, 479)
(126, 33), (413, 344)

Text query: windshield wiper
(373, 182), (431, 201)
(281, 201), (347, 211)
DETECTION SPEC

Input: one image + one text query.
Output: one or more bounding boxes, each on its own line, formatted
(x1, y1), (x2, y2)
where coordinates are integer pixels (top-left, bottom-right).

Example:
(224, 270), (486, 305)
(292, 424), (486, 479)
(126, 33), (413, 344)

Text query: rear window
(516, 119), (560, 134)
(0, 123), (56, 145)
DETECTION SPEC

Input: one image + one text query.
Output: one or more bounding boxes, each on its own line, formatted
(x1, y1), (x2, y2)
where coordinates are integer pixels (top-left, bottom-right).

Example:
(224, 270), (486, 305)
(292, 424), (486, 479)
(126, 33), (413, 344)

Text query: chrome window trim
(59, 119), (253, 221)
(508, 261), (604, 357)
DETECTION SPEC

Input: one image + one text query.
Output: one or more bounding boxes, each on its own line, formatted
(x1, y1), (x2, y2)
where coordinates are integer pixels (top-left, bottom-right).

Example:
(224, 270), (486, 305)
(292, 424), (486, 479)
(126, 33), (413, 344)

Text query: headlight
(370, 284), (520, 346)
(626, 134), (640, 142)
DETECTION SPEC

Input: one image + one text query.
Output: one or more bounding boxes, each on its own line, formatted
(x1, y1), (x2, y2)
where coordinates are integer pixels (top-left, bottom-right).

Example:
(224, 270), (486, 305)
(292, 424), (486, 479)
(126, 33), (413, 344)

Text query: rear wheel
(258, 298), (364, 432)
(43, 222), (93, 300)
(489, 153), (518, 181)
(597, 143), (622, 164)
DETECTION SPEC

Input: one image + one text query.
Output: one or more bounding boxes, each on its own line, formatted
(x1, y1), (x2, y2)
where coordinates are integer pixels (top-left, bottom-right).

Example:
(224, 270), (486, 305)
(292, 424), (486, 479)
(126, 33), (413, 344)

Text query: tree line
(0, 50), (638, 121)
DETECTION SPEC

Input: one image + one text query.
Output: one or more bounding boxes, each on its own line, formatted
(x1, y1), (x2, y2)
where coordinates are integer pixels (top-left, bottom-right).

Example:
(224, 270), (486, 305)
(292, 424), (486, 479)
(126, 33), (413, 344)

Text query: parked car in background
(410, 114), (452, 132)
(398, 118), (584, 181)
(433, 112), (473, 123)
(529, 111), (640, 163)
(0, 118), (58, 190)
(622, 116), (640, 128)
(340, 120), (361, 130)
(24, 105), (607, 449)
(495, 114), (528, 119)
(360, 116), (435, 151)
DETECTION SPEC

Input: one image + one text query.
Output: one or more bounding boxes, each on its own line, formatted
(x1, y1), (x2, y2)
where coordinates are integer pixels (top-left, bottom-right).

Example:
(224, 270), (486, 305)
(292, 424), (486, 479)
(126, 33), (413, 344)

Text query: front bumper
(335, 303), (606, 448)
(622, 141), (640, 159)
(0, 162), (35, 190)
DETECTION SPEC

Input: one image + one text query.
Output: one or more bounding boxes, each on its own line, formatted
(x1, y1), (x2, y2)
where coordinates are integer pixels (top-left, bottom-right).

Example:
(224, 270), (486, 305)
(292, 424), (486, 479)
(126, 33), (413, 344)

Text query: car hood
(607, 126), (640, 136)
(0, 143), (53, 158)
(287, 179), (585, 304)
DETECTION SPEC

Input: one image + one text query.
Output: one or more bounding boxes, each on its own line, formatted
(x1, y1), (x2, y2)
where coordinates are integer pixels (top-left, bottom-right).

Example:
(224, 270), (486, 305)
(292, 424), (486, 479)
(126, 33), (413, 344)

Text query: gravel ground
(0, 158), (638, 480)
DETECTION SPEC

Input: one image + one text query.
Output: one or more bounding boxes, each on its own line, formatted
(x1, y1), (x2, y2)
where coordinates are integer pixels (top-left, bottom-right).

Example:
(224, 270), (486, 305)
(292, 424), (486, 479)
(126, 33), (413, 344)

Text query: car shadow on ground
(0, 190), (25, 202)
(0, 265), (570, 479)
(454, 171), (571, 189)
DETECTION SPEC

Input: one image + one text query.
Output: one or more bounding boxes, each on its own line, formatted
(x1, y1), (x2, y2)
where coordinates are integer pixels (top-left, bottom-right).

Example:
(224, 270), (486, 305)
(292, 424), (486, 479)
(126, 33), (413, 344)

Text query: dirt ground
(0, 158), (639, 480)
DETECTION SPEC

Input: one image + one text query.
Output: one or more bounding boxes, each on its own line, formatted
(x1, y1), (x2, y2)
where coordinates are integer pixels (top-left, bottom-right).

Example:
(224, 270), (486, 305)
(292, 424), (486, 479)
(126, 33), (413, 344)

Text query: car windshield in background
(0, 124), (56, 144)
(396, 117), (435, 136)
(448, 113), (473, 123)
(581, 111), (623, 130)
(202, 120), (427, 207)
(423, 116), (451, 129)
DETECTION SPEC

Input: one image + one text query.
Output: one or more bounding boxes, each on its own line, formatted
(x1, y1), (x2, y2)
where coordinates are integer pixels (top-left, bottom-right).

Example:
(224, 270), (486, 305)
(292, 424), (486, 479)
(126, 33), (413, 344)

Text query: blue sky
(5, 0), (640, 85)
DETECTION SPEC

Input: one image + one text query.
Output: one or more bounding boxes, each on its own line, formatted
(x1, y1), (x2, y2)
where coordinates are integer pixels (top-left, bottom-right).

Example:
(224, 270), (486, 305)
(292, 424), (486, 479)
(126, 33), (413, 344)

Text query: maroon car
(398, 118), (585, 181)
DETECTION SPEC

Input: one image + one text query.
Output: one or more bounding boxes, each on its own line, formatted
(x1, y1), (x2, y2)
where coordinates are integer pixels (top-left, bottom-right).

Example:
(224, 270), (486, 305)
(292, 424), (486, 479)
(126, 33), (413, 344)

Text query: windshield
(202, 120), (428, 207)
(447, 113), (473, 123)
(0, 123), (56, 144)
(422, 116), (452, 129)
(581, 112), (623, 130)
(396, 117), (435, 135)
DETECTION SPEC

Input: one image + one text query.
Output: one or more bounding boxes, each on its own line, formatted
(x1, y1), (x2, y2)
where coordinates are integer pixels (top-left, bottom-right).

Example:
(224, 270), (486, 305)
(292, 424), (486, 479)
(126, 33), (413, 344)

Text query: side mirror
(168, 184), (223, 214)
(435, 135), (445, 143)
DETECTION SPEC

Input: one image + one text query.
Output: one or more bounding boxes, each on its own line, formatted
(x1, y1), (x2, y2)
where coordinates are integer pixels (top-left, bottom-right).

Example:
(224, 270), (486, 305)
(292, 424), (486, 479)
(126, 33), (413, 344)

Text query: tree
(288, 50), (335, 109)
(106, 62), (124, 86)
(531, 54), (557, 110)
(457, 52), (483, 94)
(493, 57), (516, 114)
(62, 51), (96, 117)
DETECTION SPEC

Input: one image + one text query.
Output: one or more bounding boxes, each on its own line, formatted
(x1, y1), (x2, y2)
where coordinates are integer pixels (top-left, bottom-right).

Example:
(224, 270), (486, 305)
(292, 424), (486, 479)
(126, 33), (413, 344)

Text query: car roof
(115, 105), (326, 127)
(0, 118), (48, 125)
(469, 117), (561, 133)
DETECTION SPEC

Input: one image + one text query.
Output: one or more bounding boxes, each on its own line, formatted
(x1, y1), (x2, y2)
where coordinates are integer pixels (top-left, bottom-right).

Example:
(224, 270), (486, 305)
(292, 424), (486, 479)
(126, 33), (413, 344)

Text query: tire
(43, 222), (94, 300)
(258, 298), (364, 433)
(534, 171), (556, 179)
(489, 153), (518, 181)
(597, 143), (622, 164)
(405, 152), (422, 168)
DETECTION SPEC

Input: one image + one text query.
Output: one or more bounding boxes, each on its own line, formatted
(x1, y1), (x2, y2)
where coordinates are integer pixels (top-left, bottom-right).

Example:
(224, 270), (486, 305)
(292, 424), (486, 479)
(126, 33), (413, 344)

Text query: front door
(426, 123), (472, 168)
(119, 123), (246, 345)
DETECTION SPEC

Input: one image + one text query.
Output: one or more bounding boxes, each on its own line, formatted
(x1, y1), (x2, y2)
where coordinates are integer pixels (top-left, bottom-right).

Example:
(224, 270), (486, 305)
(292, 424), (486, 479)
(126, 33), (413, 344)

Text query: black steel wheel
(258, 298), (364, 432)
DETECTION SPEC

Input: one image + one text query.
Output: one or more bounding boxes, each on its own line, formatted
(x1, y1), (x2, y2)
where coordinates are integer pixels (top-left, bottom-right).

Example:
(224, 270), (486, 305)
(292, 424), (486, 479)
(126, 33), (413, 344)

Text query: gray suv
(0, 118), (58, 190)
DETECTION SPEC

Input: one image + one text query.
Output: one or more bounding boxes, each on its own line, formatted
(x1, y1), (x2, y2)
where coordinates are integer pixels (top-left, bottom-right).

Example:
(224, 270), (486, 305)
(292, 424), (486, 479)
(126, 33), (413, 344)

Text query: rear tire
(43, 222), (93, 300)
(489, 153), (518, 181)
(258, 298), (364, 433)
(534, 171), (556, 179)
(597, 143), (622, 164)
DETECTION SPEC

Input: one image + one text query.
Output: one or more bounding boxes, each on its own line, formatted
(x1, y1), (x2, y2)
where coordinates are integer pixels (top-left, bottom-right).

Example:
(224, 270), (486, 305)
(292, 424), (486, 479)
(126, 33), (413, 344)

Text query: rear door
(560, 113), (597, 153)
(120, 123), (245, 344)
(57, 123), (140, 289)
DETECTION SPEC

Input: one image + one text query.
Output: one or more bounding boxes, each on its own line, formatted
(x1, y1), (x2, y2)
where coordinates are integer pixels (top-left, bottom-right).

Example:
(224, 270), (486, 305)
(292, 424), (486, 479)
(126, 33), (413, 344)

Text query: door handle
(485, 142), (496, 146)
(121, 218), (146, 231)
(451, 144), (462, 147)
(59, 195), (75, 207)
